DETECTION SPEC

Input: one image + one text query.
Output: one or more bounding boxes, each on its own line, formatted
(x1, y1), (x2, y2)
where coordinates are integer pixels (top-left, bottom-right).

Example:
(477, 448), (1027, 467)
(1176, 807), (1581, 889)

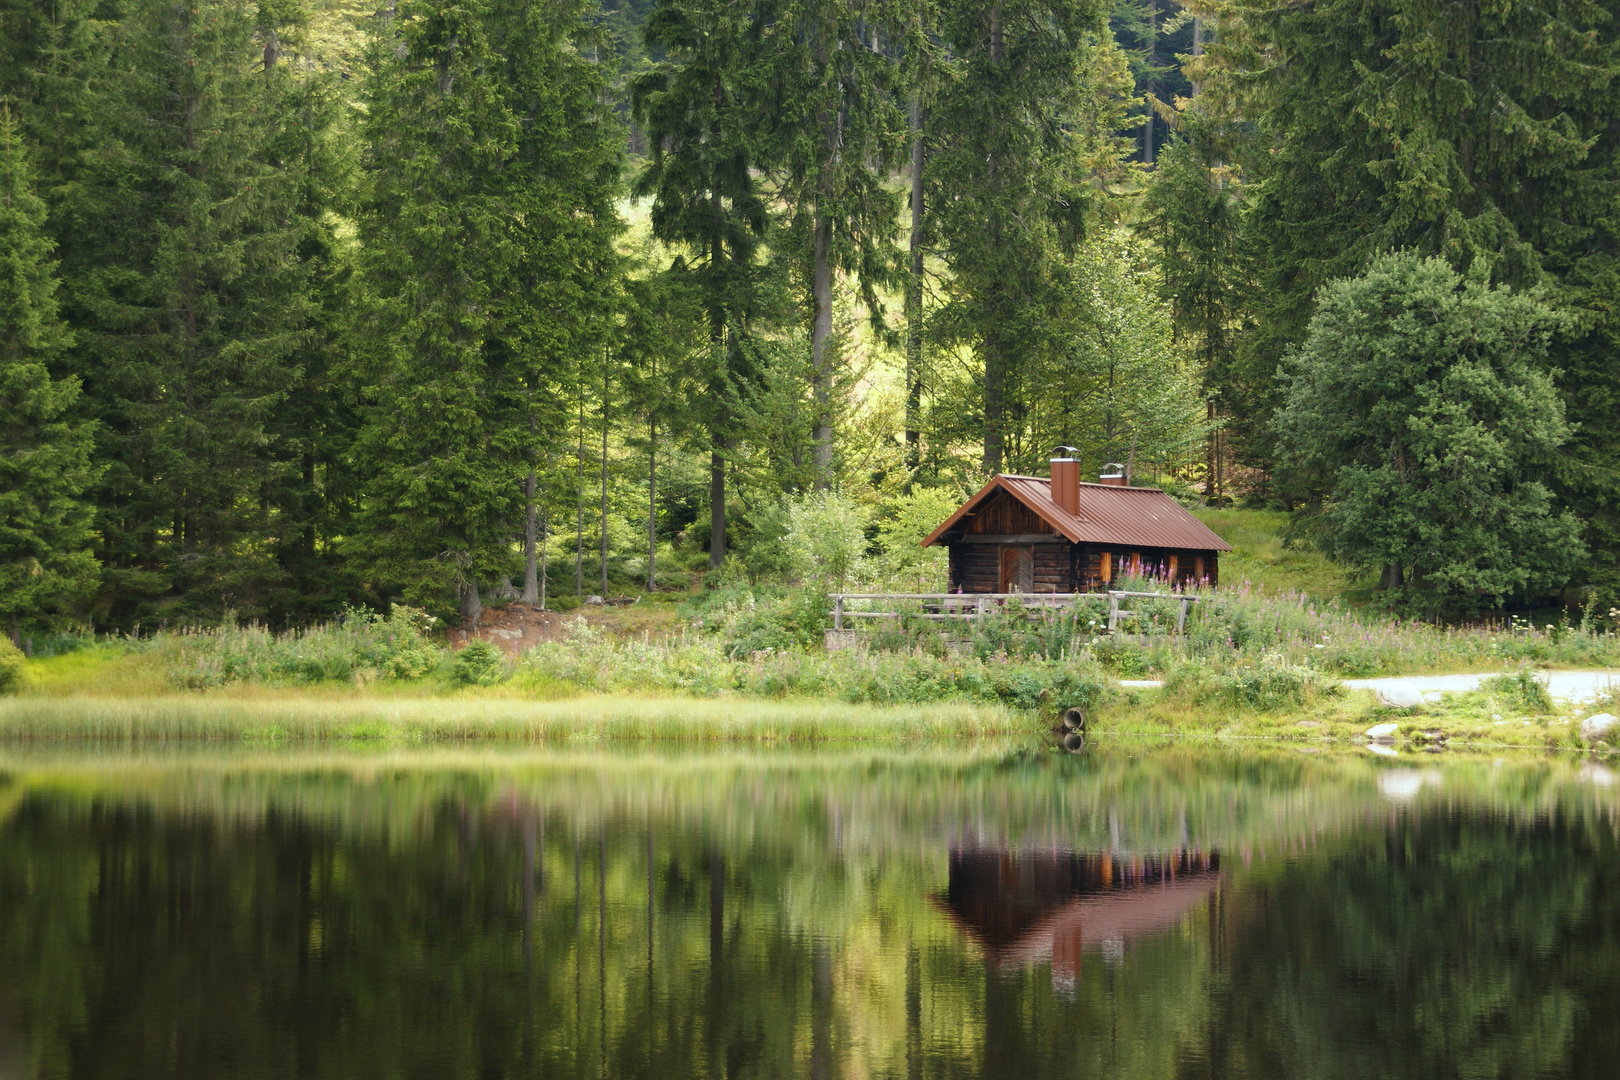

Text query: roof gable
(921, 475), (1232, 552)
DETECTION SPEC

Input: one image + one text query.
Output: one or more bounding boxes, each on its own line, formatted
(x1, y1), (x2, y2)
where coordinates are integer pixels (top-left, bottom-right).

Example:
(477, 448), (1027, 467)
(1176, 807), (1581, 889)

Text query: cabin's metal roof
(921, 474), (1232, 551)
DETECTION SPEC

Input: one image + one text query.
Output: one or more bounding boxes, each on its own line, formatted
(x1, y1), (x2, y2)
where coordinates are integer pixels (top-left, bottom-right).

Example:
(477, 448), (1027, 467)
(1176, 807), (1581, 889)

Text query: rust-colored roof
(921, 474), (1232, 551)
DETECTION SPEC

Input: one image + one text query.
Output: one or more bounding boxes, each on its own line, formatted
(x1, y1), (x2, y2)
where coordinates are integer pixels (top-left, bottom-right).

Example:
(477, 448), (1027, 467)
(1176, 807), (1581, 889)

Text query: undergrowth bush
(517, 617), (1107, 716)
(1477, 670), (1555, 714)
(1164, 656), (1341, 712)
(0, 638), (27, 694)
(451, 641), (508, 686)
(146, 606), (445, 688)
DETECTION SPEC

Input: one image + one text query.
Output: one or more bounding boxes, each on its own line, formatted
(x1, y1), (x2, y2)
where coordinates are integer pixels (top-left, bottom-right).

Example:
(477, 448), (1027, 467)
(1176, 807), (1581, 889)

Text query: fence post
(1176, 597), (1189, 634)
(1107, 593), (1120, 633)
(834, 596), (844, 631)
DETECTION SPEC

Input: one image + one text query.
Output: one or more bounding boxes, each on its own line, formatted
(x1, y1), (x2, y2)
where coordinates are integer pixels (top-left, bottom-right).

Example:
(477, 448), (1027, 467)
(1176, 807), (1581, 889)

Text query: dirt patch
(450, 598), (688, 656)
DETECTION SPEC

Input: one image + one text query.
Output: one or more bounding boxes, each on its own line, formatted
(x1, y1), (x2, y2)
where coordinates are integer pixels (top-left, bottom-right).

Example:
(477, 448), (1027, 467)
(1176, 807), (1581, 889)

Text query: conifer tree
(352, 0), (622, 622)
(926, 0), (1130, 474)
(0, 108), (97, 638)
(753, 0), (909, 488)
(1201, 0), (1620, 532)
(51, 0), (313, 623)
(634, 0), (769, 566)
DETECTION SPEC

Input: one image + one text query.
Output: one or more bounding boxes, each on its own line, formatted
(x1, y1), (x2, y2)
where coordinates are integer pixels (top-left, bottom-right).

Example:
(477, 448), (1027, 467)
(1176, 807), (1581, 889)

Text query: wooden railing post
(1107, 592), (1120, 633)
(1177, 597), (1190, 634)
(834, 595), (844, 631)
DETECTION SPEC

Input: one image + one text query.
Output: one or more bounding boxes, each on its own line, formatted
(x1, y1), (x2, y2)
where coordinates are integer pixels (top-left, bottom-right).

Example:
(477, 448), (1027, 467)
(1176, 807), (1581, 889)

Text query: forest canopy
(0, 0), (1615, 631)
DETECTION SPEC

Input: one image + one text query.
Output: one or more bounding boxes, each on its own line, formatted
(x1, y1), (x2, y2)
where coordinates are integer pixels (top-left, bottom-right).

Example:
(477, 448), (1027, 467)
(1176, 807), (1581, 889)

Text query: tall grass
(0, 693), (1033, 743)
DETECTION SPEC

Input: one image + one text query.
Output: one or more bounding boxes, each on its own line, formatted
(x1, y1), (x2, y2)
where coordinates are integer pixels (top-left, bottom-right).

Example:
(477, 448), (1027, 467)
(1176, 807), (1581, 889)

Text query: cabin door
(999, 546), (1033, 593)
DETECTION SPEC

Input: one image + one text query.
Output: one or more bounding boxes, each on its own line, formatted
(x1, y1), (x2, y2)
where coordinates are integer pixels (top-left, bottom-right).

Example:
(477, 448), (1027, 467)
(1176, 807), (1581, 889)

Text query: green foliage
(145, 605), (445, 689)
(1477, 670), (1555, 716)
(350, 0), (622, 621)
(451, 640), (508, 686)
(0, 636), (27, 694)
(0, 107), (98, 633)
(926, 0), (1134, 472)
(1274, 254), (1581, 615)
(1165, 655), (1341, 712)
(784, 491), (868, 590)
(1021, 229), (1207, 478)
(48, 0), (320, 623)
(518, 625), (1108, 715)
(872, 487), (956, 585)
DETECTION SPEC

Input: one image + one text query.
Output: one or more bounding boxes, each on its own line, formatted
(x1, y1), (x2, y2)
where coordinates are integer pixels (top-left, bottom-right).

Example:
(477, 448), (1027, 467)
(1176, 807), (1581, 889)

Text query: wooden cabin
(921, 457), (1232, 593)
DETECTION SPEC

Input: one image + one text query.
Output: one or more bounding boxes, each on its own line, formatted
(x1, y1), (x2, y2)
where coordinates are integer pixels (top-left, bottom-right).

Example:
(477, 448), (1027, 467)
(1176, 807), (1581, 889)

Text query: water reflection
(940, 847), (1220, 992)
(0, 743), (1616, 1080)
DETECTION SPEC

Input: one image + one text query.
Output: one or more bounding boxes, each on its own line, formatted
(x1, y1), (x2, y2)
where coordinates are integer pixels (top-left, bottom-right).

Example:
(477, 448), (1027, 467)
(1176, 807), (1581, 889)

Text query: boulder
(1365, 722), (1400, 740)
(584, 595), (605, 606)
(1580, 713), (1618, 744)
(1372, 684), (1425, 710)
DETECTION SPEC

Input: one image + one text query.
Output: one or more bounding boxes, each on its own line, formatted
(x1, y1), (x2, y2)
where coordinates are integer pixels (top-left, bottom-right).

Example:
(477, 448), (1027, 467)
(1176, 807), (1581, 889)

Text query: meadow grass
(1190, 507), (1374, 601)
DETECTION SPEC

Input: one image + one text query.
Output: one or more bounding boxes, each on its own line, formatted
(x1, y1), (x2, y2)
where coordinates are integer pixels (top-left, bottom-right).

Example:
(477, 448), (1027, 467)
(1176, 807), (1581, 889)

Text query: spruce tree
(47, 0), (314, 624)
(1204, 0), (1620, 557)
(634, 0), (769, 567)
(753, 0), (909, 488)
(926, 0), (1130, 474)
(352, 0), (622, 623)
(0, 108), (97, 638)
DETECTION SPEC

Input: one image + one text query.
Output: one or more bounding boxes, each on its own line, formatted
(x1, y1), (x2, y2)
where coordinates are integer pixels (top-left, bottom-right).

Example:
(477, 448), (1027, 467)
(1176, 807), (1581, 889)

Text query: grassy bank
(0, 690), (1033, 743)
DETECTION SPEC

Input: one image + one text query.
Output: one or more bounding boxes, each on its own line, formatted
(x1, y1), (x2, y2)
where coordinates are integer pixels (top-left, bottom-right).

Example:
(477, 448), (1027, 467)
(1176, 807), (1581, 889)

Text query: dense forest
(1, 0), (1616, 633)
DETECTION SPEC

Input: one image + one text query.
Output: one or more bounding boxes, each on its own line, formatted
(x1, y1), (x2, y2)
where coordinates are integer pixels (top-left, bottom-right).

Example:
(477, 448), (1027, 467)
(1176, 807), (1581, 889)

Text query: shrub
(1478, 669), (1554, 714)
(1165, 655), (1340, 712)
(784, 491), (868, 590)
(146, 605), (447, 688)
(0, 637), (28, 694)
(451, 641), (507, 686)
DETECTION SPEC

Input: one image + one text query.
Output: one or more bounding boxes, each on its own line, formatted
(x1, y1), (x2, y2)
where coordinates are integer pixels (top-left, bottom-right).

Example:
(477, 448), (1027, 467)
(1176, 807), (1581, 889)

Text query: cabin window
(1195, 556), (1206, 582)
(1099, 550), (1111, 584)
(1168, 555), (1179, 580)
(1130, 552), (1142, 576)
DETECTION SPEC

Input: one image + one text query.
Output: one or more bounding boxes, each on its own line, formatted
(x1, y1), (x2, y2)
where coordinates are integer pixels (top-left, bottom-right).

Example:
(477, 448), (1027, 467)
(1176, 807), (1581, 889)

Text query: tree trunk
(600, 367), (609, 598)
(539, 506), (549, 610)
(1143, 0), (1157, 165)
(458, 573), (482, 627)
(709, 447), (726, 568)
(1380, 561), (1404, 590)
(522, 464), (539, 605)
(1205, 400), (1218, 504)
(982, 7), (1006, 474)
(905, 94), (924, 477)
(576, 393), (585, 597)
(982, 325), (1006, 474)
(1125, 436), (1137, 486)
(647, 418), (658, 591)
(811, 211), (834, 488)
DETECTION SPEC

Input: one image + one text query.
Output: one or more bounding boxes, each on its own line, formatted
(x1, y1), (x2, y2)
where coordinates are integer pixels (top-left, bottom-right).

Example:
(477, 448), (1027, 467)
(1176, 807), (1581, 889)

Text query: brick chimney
(1099, 463), (1127, 487)
(1050, 447), (1080, 514)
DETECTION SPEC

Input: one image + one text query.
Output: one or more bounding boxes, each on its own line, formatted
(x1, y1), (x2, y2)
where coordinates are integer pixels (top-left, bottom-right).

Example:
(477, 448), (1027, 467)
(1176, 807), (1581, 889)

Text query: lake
(1, 740), (1617, 1079)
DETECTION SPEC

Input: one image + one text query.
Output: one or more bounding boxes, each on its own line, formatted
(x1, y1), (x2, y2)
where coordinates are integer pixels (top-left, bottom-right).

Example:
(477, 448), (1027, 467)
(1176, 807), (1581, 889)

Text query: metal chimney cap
(1100, 462), (1125, 477)
(1050, 445), (1079, 461)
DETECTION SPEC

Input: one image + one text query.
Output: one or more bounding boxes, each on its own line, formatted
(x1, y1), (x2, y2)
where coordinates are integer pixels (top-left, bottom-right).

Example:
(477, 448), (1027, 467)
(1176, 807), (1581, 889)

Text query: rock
(1295, 720), (1321, 729)
(584, 595), (605, 606)
(1580, 713), (1618, 744)
(1366, 722), (1400, 740)
(1372, 685), (1425, 709)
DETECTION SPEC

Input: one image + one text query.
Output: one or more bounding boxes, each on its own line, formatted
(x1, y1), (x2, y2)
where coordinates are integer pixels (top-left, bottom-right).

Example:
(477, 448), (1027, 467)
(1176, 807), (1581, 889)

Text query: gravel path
(1116, 671), (1620, 704)
(1343, 671), (1620, 703)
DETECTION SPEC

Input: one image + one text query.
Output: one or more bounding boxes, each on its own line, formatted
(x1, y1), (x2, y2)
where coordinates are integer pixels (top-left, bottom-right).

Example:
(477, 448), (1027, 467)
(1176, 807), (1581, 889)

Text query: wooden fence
(828, 591), (1202, 635)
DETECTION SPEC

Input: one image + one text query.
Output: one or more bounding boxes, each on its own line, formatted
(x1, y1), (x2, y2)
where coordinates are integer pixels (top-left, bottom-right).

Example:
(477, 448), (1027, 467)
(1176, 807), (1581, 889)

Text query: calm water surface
(1, 740), (1618, 1079)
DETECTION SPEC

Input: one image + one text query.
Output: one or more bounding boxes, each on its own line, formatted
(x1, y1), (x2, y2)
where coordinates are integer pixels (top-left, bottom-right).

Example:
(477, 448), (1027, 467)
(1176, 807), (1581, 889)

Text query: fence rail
(827, 591), (1202, 635)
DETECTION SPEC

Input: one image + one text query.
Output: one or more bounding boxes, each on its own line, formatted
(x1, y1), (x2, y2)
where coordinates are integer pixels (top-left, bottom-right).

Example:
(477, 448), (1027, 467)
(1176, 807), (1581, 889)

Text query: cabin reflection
(937, 847), (1221, 991)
